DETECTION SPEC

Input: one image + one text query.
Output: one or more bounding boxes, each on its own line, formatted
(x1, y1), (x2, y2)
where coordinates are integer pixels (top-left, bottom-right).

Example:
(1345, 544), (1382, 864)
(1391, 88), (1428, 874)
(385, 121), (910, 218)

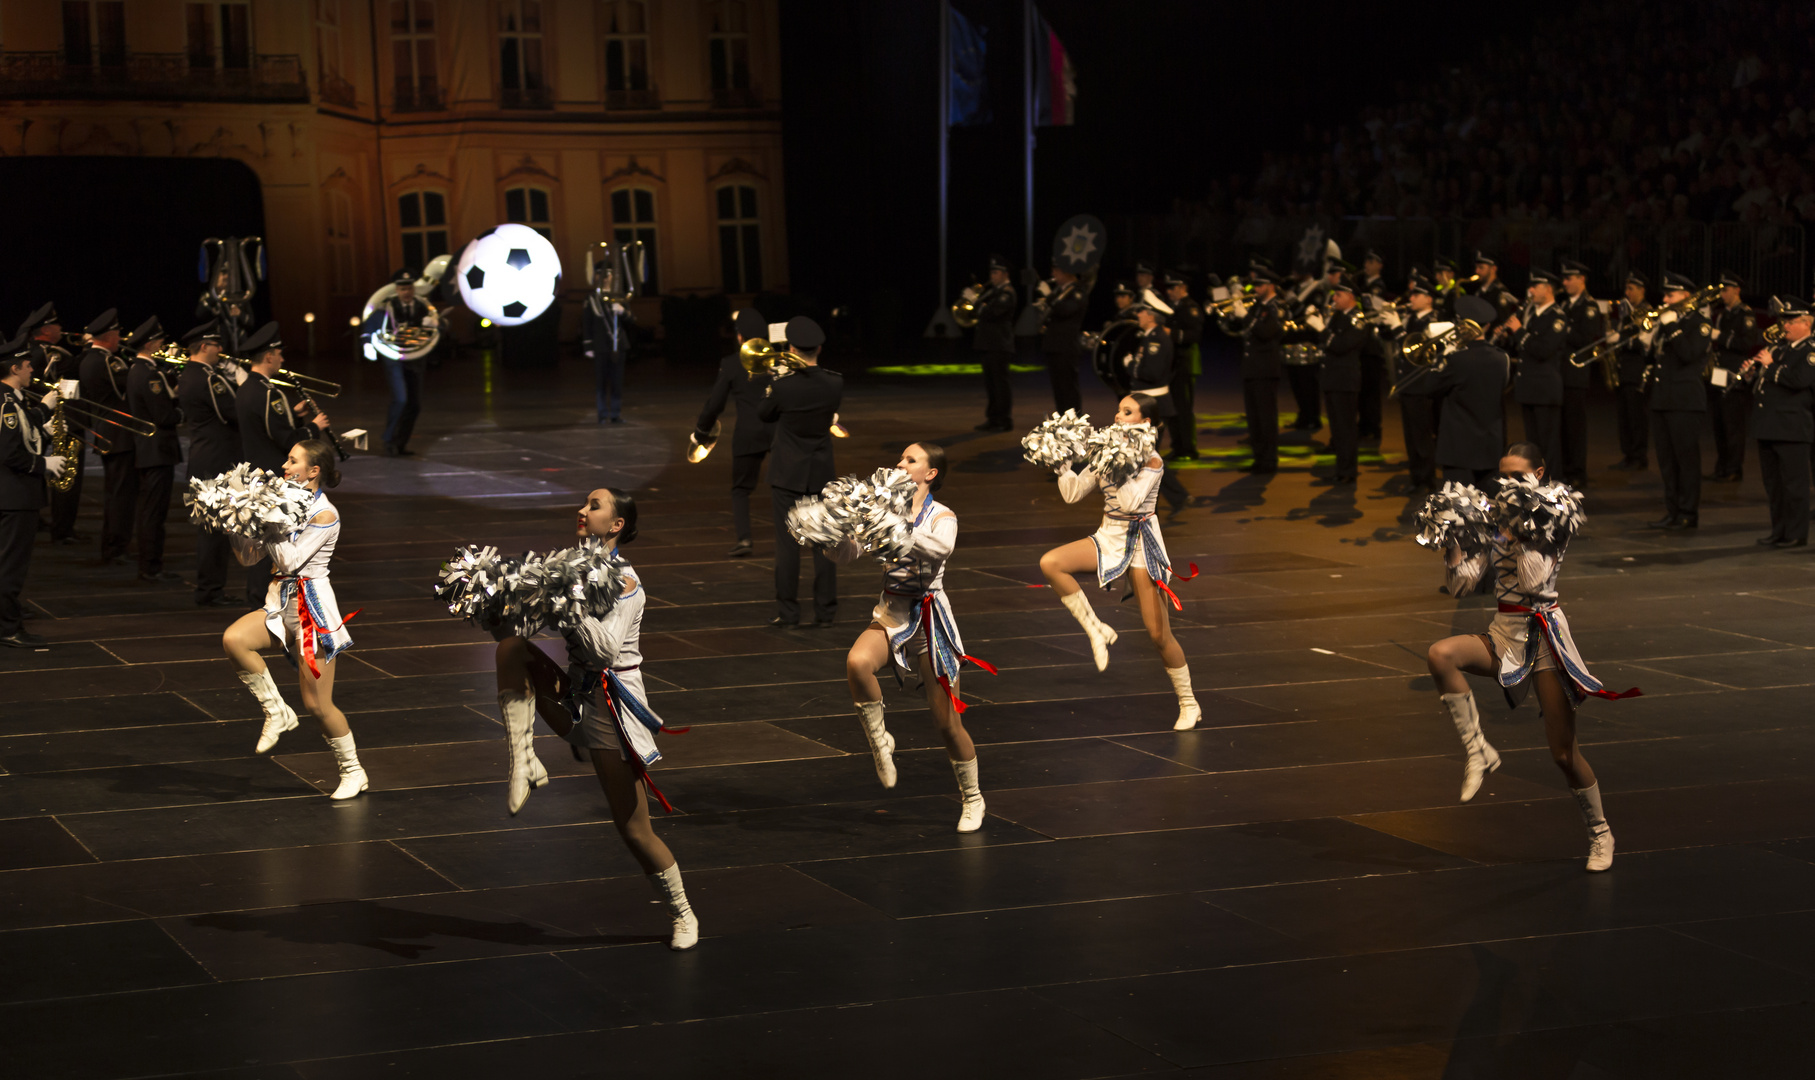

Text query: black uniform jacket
(1613, 300), (1650, 385)
(1710, 301), (1763, 373)
(971, 283), (1018, 353)
(0, 385), (51, 511)
(1432, 342), (1510, 471)
(1039, 281), (1088, 354)
(582, 296), (632, 360)
(1316, 308), (1371, 394)
(696, 353), (776, 457)
(1560, 292), (1607, 390)
(1750, 338), (1815, 442)
(33, 342), (80, 433)
(1169, 297), (1205, 350)
(1510, 302), (1568, 406)
(758, 365), (843, 492)
(236, 370), (311, 471)
(126, 356), (183, 468)
(179, 361), (243, 479)
(1391, 310), (1441, 395)
(1221, 297), (1284, 379)
(1127, 327), (1176, 418)
(1648, 312), (1713, 412)
(78, 346), (132, 457)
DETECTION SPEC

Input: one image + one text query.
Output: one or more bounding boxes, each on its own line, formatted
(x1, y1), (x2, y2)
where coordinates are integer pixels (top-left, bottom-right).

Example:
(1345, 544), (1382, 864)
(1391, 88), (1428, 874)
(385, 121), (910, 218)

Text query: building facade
(0, 0), (786, 337)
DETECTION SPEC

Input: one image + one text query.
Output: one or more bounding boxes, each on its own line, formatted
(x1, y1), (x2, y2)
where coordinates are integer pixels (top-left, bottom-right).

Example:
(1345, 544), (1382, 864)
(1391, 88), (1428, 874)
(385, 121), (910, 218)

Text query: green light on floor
(869, 363), (1046, 376)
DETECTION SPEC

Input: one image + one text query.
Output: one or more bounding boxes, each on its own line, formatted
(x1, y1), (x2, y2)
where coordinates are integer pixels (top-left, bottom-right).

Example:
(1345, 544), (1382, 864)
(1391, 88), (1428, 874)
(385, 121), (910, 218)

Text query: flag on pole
(1031, 9), (1075, 127)
(949, 5), (990, 127)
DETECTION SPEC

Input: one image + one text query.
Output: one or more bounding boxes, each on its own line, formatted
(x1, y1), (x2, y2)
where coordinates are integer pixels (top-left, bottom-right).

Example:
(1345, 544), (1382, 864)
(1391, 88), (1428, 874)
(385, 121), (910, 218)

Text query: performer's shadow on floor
(1205, 471), (1273, 513)
(1287, 483), (1362, 527)
(105, 763), (306, 802)
(186, 902), (640, 959)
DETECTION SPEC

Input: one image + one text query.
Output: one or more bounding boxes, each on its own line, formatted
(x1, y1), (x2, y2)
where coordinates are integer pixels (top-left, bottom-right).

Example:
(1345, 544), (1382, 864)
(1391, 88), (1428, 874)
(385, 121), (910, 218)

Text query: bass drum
(1084, 320), (1139, 394)
(360, 254), (452, 361)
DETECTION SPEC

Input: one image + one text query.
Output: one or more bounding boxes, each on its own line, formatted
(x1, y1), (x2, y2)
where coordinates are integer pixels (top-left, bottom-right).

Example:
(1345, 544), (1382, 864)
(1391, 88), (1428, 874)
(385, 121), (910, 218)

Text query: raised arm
(266, 509), (338, 574)
(1443, 546), (1490, 597)
(1056, 464), (1100, 504)
(567, 578), (643, 669)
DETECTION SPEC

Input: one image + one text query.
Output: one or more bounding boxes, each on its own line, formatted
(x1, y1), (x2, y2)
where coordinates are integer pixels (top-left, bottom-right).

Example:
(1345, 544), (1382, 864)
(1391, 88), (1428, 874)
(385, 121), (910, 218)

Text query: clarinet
(294, 389), (350, 462)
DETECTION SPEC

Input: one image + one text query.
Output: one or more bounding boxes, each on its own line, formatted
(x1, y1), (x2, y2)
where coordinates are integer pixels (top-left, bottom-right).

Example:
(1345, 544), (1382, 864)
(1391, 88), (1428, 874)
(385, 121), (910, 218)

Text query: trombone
(218, 355), (341, 398)
(30, 379), (157, 439)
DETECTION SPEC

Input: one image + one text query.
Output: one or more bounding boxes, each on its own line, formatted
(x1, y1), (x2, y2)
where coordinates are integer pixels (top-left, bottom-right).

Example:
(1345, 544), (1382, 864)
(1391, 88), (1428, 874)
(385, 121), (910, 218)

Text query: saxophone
(45, 397), (80, 492)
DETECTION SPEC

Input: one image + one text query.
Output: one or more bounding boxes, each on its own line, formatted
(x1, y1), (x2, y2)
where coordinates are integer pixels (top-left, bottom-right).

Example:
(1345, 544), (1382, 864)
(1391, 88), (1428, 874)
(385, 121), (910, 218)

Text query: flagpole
(938, 0), (951, 317)
(1022, 0), (1035, 272)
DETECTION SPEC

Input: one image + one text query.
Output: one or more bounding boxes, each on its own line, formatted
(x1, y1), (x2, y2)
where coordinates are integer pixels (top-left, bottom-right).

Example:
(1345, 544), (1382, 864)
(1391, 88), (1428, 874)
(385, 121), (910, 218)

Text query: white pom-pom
(184, 464), (315, 538)
(1021, 409), (1094, 472)
(785, 467), (918, 561)
(1492, 476), (1584, 551)
(1415, 482), (1493, 556)
(1083, 423), (1158, 486)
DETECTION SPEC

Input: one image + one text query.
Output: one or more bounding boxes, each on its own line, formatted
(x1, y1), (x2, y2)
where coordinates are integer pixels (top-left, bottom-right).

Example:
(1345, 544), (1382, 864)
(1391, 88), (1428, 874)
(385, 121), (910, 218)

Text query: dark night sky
(779, 0), (1573, 341)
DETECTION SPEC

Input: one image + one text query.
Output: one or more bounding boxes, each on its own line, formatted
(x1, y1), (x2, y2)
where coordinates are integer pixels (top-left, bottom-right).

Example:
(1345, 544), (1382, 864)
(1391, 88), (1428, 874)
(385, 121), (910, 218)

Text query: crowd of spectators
(1193, 2), (1815, 230)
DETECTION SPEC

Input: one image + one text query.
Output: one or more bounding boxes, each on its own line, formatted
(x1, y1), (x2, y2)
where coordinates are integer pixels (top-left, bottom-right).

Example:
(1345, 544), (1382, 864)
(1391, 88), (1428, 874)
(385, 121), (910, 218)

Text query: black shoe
(809, 618), (836, 629)
(1772, 538), (1808, 549)
(196, 593), (242, 607)
(609, 417), (624, 425)
(0, 630), (48, 649)
(53, 535), (82, 546)
(1668, 516), (1698, 530)
(102, 555), (131, 567)
(768, 616), (799, 629)
(383, 443), (399, 458)
(727, 539), (753, 557)
(396, 446), (417, 456)
(1164, 451), (1200, 462)
(1758, 535), (1782, 546)
(1646, 515), (1678, 529)
(138, 571), (182, 584)
(1242, 464), (1277, 474)
(974, 421), (1000, 432)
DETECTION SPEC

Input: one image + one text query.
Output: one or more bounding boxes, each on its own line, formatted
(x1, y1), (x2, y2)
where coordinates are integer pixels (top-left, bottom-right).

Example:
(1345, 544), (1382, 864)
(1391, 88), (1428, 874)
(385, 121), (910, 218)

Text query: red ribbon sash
(291, 578), (359, 680)
(919, 595), (997, 715)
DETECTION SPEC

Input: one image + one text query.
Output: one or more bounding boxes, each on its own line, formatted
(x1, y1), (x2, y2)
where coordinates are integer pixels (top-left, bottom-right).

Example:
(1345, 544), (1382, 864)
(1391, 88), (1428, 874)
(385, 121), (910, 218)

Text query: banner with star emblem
(1051, 214), (1105, 276)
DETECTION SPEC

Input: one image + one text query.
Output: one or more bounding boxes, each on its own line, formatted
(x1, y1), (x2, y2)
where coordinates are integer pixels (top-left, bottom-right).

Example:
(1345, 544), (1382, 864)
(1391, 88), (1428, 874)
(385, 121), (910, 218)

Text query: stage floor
(3, 351), (1812, 1078)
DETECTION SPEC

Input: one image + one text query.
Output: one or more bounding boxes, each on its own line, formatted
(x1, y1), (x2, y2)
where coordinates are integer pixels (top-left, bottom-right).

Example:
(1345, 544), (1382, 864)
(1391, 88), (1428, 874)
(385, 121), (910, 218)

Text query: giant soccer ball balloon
(455, 224), (562, 326)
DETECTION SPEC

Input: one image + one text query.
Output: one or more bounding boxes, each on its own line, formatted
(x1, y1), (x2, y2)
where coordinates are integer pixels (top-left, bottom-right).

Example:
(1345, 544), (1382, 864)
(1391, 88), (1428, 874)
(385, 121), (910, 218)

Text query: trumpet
(1205, 287), (1258, 314)
(739, 337), (809, 382)
(30, 379), (157, 439)
(1392, 318), (1486, 396)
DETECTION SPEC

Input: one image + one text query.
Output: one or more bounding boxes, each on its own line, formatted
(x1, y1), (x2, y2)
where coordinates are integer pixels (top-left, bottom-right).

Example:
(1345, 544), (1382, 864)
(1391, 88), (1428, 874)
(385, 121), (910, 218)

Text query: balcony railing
(392, 83), (445, 112)
(500, 84), (552, 109)
(0, 51), (309, 102)
(605, 86), (661, 111)
(318, 73), (356, 109)
(710, 85), (762, 110)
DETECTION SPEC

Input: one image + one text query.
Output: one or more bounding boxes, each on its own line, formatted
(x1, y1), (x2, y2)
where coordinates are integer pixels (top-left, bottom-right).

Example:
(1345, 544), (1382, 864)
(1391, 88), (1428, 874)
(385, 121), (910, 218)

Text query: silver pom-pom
(1021, 409), (1094, 472)
(787, 467), (918, 560)
(1083, 423), (1158, 486)
(436, 538), (628, 637)
(184, 463), (315, 538)
(436, 544), (537, 636)
(1492, 476), (1584, 551)
(1415, 482), (1493, 556)
(529, 538), (629, 635)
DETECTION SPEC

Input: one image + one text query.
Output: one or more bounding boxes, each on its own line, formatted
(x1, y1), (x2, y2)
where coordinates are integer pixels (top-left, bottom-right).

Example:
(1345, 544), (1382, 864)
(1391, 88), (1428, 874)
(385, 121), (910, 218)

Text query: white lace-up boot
(324, 732), (368, 800)
(1441, 691), (1500, 802)
(1060, 591), (1118, 671)
(647, 863), (699, 950)
(239, 668), (299, 754)
(856, 700), (897, 788)
(1167, 664), (1202, 730)
(951, 757), (985, 833)
(499, 690), (548, 815)
(1573, 783), (1614, 872)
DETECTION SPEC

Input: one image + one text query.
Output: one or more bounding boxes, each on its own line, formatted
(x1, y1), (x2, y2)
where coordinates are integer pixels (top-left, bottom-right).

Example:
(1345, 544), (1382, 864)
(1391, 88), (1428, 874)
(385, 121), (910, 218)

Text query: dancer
(489, 488), (698, 951)
(1422, 442), (1637, 872)
(1038, 394), (1201, 730)
(220, 439), (366, 799)
(834, 443), (991, 833)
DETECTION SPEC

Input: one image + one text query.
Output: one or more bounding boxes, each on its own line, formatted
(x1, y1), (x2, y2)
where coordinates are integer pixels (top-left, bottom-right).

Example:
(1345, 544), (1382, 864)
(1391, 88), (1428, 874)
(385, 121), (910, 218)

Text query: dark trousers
(100, 452), (138, 561)
(1710, 384), (1750, 477)
(771, 487), (836, 624)
(1324, 390), (1359, 478)
(1758, 439), (1811, 544)
(0, 508), (35, 635)
(1358, 356), (1385, 440)
(980, 349), (1014, 426)
(1651, 410), (1702, 521)
(730, 452), (765, 542)
(1561, 386), (1589, 483)
(50, 439), (84, 539)
(1520, 404), (1564, 478)
(247, 557), (271, 611)
(1286, 363), (1321, 428)
(1399, 393), (1438, 486)
(594, 349), (625, 420)
(1441, 465), (1499, 487)
(134, 464), (174, 576)
(383, 357), (424, 447)
(196, 527), (232, 603)
(1166, 364), (1197, 456)
(1615, 383), (1649, 465)
(1242, 378), (1280, 471)
(1044, 350), (1082, 415)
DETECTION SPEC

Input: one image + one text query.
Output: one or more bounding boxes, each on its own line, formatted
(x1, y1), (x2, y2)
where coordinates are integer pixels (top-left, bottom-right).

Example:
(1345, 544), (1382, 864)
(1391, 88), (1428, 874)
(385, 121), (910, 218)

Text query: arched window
(705, 0), (752, 107)
(602, 1), (653, 108)
(498, 0), (548, 108)
(715, 183), (762, 293)
(325, 188), (356, 295)
(389, 0), (441, 111)
(505, 185), (553, 240)
(609, 186), (660, 294)
(398, 189), (449, 272)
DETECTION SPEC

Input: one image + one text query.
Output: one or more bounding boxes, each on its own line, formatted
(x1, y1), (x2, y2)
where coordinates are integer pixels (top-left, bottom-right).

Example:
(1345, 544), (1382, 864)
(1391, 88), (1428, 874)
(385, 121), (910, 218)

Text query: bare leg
(222, 609), (274, 673)
(845, 625), (891, 704)
(1127, 568), (1186, 668)
(919, 651), (973, 762)
(590, 748), (675, 875)
(295, 656), (349, 739)
(1535, 667), (1597, 790)
(1425, 633), (1502, 801)
(1425, 633), (1497, 693)
(1038, 537), (1098, 597)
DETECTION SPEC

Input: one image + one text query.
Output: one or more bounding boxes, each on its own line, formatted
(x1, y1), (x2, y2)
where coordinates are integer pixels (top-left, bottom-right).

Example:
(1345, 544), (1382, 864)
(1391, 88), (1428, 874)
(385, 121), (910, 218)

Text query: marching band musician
(1296, 276), (1370, 486)
(177, 320), (243, 607)
(1431, 296), (1511, 487)
(1504, 268), (1568, 476)
(1, 333), (67, 649)
(1432, 258), (1462, 322)
(19, 304), (84, 545)
(1643, 272), (1714, 530)
(1125, 303), (1176, 416)
(971, 255), (1019, 433)
(1468, 251), (1518, 325)
(1389, 271), (1442, 490)
(1742, 298), (1814, 548)
(1609, 272), (1653, 471)
(198, 267), (254, 354)
(1358, 250), (1392, 445)
(1219, 265), (1285, 474)
(583, 267), (634, 427)
(373, 269), (435, 455)
(1163, 273), (1203, 462)
(123, 317), (182, 585)
(76, 309), (136, 567)
(1706, 271), (1763, 484)
(1037, 267), (1088, 415)
(1133, 260), (1157, 297)
(693, 309), (776, 557)
(236, 322), (331, 604)
(759, 317), (843, 628)
(1558, 260), (1606, 488)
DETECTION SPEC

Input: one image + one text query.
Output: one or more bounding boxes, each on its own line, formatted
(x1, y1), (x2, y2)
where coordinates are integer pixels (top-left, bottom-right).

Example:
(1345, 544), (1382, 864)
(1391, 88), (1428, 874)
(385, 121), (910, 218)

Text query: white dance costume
(240, 490), (355, 675)
(1058, 438), (1189, 601)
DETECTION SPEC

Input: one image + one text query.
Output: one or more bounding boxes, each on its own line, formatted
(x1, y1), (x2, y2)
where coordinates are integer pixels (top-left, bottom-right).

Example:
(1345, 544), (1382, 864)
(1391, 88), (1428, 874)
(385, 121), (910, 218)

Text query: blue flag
(949, 6), (990, 127)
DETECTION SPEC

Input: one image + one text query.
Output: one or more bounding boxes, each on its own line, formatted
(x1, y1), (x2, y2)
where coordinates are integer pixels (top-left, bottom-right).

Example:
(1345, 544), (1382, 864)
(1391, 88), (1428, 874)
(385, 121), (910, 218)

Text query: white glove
(423, 313), (440, 328)
(1379, 310), (1402, 329)
(584, 350), (594, 358)
(39, 389), (60, 410)
(1658, 310), (1678, 326)
(1304, 311), (1326, 332)
(1638, 329), (1657, 349)
(1229, 299), (1248, 319)
(1603, 330), (1620, 344)
(43, 455), (67, 479)
(232, 366), (249, 385)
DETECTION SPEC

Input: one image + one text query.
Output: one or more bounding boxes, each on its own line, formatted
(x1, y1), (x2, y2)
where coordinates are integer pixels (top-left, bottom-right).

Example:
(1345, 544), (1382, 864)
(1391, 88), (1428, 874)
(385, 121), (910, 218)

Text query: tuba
(361, 255), (449, 362)
(198, 236), (265, 354)
(586, 239), (646, 305)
